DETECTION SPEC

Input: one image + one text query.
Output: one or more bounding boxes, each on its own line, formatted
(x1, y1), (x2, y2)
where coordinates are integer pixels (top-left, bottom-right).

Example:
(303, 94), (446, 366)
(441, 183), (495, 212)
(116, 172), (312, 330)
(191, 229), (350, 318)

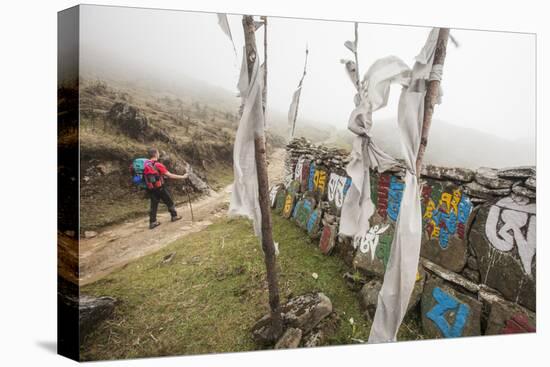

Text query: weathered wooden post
(415, 28), (450, 174)
(261, 16), (268, 114)
(242, 14), (283, 341)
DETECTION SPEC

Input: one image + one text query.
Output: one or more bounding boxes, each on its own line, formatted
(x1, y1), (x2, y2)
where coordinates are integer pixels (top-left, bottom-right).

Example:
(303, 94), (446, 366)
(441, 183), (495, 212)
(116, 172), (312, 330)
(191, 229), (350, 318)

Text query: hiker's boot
(149, 221), (161, 230)
(171, 216), (183, 222)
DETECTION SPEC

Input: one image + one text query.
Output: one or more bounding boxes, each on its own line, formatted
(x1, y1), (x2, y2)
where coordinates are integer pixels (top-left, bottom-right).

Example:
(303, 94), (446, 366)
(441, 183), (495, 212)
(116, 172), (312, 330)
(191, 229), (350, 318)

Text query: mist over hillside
(82, 56), (535, 170)
(368, 118), (535, 169)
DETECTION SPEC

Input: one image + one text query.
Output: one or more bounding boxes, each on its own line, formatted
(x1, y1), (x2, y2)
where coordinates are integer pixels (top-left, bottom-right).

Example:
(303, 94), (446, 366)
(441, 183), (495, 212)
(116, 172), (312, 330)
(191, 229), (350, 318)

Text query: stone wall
(272, 137), (536, 339)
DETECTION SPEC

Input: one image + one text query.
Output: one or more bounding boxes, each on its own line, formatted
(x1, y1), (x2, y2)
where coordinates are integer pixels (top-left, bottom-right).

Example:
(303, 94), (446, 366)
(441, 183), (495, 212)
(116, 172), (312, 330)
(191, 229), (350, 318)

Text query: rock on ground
(274, 328), (302, 349)
(252, 292), (333, 346)
(79, 295), (117, 342)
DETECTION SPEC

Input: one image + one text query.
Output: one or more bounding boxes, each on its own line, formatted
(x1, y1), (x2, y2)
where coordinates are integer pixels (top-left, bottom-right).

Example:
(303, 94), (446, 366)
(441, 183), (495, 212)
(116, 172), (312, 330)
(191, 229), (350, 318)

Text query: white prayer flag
(228, 47), (265, 237)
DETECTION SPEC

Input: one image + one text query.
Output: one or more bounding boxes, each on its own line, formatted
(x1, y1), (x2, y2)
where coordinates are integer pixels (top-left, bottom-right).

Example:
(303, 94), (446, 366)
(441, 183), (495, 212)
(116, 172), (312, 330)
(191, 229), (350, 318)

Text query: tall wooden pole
(261, 16), (268, 115)
(242, 15), (283, 341)
(415, 28), (450, 175)
(353, 22), (361, 91)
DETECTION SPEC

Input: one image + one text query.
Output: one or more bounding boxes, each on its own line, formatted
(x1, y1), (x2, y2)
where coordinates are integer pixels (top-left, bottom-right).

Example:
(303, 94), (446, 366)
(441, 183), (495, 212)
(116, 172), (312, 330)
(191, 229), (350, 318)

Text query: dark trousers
(149, 186), (177, 223)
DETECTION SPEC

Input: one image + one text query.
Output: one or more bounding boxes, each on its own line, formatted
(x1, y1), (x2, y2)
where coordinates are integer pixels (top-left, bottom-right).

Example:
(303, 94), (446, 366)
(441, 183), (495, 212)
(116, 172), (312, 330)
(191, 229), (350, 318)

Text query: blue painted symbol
(292, 200), (301, 219)
(307, 209), (319, 233)
(343, 177), (352, 195)
(426, 287), (470, 338)
(308, 163), (316, 191)
(387, 176), (404, 221)
(457, 196), (473, 224)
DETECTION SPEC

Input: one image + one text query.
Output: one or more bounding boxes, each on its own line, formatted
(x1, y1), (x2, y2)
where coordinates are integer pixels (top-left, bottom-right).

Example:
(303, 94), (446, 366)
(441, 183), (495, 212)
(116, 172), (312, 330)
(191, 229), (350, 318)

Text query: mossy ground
(80, 214), (423, 361)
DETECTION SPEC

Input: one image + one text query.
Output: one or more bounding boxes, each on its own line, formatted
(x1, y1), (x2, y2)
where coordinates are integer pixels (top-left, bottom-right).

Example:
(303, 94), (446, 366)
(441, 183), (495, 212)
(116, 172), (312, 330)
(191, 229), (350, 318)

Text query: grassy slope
(80, 214), (423, 361)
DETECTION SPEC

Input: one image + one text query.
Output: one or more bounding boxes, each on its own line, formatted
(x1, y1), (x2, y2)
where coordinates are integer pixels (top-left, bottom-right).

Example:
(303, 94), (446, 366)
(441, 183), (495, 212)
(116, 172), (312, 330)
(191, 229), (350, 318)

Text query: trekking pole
(185, 179), (195, 222)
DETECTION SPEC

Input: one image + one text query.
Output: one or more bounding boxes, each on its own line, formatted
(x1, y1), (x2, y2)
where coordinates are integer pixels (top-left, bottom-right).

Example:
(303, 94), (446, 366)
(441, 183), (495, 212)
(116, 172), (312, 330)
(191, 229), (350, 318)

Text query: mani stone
(512, 183), (536, 199)
(420, 277), (482, 339)
(319, 224), (337, 255)
(463, 181), (511, 199)
(274, 328), (302, 349)
(485, 297), (536, 335)
(420, 181), (470, 273)
(474, 167), (514, 189)
(524, 176), (536, 190)
(497, 166), (536, 179)
(469, 200), (536, 311)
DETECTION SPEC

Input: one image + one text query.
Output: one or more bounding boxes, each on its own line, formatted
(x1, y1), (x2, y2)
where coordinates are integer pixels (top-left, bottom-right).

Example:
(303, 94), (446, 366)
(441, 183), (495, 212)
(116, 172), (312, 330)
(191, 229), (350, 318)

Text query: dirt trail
(79, 148), (286, 285)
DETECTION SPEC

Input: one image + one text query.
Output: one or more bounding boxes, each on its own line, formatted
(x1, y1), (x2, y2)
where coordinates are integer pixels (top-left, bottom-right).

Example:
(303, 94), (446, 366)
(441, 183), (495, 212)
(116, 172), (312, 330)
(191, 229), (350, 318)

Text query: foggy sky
(80, 5), (535, 146)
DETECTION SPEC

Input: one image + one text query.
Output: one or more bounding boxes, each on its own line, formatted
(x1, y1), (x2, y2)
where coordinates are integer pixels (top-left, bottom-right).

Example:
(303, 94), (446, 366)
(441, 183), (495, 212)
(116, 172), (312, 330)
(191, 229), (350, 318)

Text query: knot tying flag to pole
(338, 26), (447, 343)
(368, 28), (447, 343)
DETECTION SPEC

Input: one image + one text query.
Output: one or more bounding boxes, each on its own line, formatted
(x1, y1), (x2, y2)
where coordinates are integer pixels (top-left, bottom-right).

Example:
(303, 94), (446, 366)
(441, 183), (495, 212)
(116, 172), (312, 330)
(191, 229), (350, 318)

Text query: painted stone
(371, 173), (404, 221)
(300, 160), (311, 193)
(306, 208), (323, 238)
(269, 184), (284, 208)
(307, 162), (316, 192)
(485, 298), (536, 335)
(352, 218), (394, 277)
(294, 197), (317, 229)
(327, 171), (352, 213)
(312, 168), (329, 200)
(282, 193), (296, 219)
(319, 224), (337, 255)
(469, 196), (536, 311)
(274, 189), (287, 214)
(420, 181), (473, 272)
(421, 277), (482, 339)
(287, 180), (302, 195)
(291, 199), (303, 221)
(387, 175), (404, 221)
(294, 156), (305, 181)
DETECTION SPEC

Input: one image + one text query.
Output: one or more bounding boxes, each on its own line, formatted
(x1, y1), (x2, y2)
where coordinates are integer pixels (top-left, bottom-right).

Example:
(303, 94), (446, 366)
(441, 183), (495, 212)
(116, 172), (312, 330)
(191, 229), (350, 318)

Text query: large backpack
(143, 160), (164, 189)
(130, 158), (148, 189)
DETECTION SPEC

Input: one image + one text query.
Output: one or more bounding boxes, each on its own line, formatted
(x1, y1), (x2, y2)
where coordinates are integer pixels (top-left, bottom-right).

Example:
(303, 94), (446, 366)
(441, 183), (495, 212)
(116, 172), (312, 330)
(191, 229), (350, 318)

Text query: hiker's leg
(149, 189), (161, 223)
(160, 186), (177, 218)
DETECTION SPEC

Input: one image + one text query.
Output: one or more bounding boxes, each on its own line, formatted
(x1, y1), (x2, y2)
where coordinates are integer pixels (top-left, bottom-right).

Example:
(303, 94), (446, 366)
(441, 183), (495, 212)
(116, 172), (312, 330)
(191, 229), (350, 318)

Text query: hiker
(144, 147), (188, 229)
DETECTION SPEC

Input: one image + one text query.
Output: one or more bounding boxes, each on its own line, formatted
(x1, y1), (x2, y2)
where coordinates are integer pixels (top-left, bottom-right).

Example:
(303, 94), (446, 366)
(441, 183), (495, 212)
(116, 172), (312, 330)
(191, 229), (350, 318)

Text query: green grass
(80, 214), (423, 361)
